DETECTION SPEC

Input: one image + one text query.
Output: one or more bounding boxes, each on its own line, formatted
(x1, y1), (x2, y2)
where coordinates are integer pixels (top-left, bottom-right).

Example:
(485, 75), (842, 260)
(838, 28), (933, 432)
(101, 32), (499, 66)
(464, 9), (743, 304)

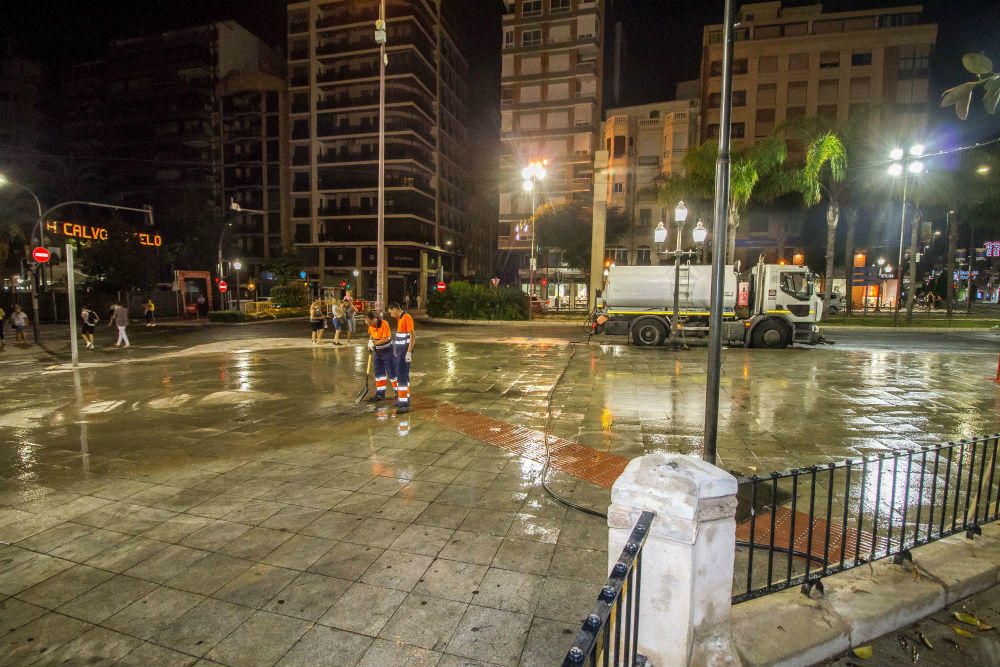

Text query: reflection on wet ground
(0, 330), (997, 666)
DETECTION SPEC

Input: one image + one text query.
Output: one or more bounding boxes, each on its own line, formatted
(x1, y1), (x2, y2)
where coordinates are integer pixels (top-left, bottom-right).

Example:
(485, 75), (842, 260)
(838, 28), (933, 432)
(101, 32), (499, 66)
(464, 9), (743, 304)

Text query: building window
(820, 51), (840, 69)
(787, 81), (807, 106)
(788, 53), (810, 71)
(817, 104), (838, 121)
(639, 208), (652, 230)
(880, 13), (921, 28)
(898, 45), (931, 77)
(759, 55), (778, 73)
(613, 136), (626, 159)
(504, 30), (514, 49)
(733, 90), (747, 106)
(850, 77), (871, 100)
(757, 83), (777, 107)
(501, 87), (513, 104)
(783, 22), (808, 36)
(708, 93), (721, 109)
(612, 182), (624, 194)
(710, 61), (722, 76)
(522, 29), (542, 47)
(731, 122), (746, 139)
(851, 51), (872, 67)
(706, 124), (720, 139)
(522, 0), (542, 18)
(754, 24), (781, 39)
(636, 247), (652, 265)
(610, 247), (629, 265)
(733, 58), (748, 75)
(550, 0), (571, 13)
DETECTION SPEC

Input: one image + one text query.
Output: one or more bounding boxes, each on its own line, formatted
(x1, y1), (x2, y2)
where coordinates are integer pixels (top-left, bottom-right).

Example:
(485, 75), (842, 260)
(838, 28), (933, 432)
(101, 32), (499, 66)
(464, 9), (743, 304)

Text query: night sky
(2, 0), (998, 146)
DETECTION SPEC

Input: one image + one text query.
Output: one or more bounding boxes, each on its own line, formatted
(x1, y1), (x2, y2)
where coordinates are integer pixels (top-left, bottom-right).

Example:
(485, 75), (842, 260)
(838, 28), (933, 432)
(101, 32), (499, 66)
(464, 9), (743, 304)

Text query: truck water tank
(604, 264), (737, 311)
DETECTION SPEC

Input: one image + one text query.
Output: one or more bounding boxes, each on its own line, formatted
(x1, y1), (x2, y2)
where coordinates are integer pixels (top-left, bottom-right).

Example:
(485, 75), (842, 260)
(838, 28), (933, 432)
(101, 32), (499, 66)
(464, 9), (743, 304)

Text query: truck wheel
(751, 320), (790, 349)
(632, 319), (667, 346)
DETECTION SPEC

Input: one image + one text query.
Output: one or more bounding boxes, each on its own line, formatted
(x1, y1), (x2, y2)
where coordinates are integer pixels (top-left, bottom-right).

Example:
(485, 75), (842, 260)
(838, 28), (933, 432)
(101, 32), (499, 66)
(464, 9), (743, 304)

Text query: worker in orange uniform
(387, 302), (414, 413)
(365, 310), (394, 403)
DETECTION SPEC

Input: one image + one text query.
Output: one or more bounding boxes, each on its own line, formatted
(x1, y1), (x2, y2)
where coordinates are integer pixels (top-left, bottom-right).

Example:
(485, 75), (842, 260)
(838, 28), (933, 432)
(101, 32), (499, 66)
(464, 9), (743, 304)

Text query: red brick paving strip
(417, 398), (628, 489)
(736, 506), (883, 563)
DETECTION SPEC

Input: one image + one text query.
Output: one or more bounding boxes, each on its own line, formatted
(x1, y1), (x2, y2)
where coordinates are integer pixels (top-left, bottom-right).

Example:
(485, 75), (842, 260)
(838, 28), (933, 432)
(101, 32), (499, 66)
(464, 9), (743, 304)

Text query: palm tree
(651, 135), (794, 263)
(798, 130), (848, 314)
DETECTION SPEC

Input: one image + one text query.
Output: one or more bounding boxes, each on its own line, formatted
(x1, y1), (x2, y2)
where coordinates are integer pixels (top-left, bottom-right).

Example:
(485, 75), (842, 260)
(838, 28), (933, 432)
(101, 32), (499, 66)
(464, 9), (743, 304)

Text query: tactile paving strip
(736, 507), (886, 563)
(417, 398), (628, 489)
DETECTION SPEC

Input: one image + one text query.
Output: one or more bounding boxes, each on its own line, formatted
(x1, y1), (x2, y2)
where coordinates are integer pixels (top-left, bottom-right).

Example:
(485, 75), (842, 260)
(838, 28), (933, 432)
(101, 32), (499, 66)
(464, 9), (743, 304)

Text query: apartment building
(701, 2), (937, 145)
(700, 1), (937, 262)
(498, 0), (605, 289)
(0, 58), (44, 152)
(218, 71), (288, 285)
(598, 98), (701, 266)
(286, 0), (471, 304)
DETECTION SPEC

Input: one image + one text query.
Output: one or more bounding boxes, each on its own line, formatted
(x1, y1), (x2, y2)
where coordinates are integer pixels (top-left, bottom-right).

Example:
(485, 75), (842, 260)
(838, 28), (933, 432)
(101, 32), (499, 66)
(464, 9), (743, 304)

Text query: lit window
(612, 182), (624, 193)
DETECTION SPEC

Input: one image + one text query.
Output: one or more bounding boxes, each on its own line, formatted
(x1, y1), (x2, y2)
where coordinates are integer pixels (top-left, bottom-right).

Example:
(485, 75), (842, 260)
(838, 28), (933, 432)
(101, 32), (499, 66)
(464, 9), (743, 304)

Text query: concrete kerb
(731, 522), (1000, 667)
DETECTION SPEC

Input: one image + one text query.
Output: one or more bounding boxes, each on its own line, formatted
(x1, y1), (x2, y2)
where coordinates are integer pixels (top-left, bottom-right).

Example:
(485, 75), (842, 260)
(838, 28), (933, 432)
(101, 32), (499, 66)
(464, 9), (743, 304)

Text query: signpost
(66, 245), (78, 367)
(32, 247), (51, 263)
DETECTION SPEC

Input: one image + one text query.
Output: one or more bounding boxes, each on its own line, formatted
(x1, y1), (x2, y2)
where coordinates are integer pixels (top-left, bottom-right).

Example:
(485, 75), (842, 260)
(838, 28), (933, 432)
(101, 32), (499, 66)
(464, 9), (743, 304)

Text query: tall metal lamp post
(887, 144), (924, 323)
(233, 261), (242, 311)
(375, 1), (388, 312)
(703, 0), (737, 466)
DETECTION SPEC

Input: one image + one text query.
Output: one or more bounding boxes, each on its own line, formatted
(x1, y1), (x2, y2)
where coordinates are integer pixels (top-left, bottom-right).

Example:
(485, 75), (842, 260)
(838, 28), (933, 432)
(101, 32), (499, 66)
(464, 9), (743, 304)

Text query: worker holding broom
(364, 310), (394, 403)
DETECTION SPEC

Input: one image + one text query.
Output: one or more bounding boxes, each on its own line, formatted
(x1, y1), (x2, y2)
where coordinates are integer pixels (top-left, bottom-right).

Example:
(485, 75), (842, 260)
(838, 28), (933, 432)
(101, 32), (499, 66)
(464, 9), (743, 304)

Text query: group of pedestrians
(78, 302), (131, 349)
(309, 296), (357, 345)
(0, 304), (31, 348)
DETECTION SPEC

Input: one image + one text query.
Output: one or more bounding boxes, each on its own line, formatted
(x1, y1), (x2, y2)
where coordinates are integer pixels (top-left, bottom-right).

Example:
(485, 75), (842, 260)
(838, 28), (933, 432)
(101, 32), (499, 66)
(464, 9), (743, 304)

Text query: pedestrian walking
(365, 310), (393, 403)
(144, 299), (156, 326)
(329, 301), (345, 345)
(80, 305), (99, 350)
(343, 297), (356, 341)
(309, 300), (326, 344)
(10, 305), (29, 345)
(109, 302), (130, 348)
(415, 294), (422, 310)
(387, 302), (414, 413)
(196, 294), (206, 316)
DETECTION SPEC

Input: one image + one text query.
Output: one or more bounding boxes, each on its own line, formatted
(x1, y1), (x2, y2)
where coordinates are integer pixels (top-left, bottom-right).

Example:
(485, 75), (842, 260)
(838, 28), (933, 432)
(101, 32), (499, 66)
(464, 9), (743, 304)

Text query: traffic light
(340, 280), (347, 288)
(540, 278), (548, 287)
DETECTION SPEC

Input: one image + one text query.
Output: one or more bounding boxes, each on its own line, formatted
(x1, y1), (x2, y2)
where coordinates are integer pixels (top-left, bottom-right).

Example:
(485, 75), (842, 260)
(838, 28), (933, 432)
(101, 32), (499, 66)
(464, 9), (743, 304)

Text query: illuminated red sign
(45, 220), (162, 247)
(32, 247), (51, 263)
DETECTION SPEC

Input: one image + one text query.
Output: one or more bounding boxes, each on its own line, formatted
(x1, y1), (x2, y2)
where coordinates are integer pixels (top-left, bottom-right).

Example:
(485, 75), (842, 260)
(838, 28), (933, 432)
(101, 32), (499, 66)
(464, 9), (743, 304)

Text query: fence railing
(563, 511), (654, 666)
(732, 434), (1000, 603)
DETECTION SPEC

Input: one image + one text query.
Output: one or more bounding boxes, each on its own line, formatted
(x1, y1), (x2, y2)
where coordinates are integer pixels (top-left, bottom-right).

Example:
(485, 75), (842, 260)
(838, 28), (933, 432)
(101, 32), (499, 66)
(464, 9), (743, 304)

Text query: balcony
(498, 235), (530, 251)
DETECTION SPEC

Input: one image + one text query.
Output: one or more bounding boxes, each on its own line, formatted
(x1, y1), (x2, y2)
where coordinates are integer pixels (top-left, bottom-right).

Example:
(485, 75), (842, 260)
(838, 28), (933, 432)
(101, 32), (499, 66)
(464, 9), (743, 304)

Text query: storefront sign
(985, 241), (1000, 258)
(45, 220), (162, 247)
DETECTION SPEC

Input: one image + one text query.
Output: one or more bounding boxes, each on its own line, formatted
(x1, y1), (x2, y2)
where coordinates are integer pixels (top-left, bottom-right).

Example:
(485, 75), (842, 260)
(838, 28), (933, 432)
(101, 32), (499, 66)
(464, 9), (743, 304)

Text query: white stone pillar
(589, 150), (609, 312)
(608, 453), (741, 667)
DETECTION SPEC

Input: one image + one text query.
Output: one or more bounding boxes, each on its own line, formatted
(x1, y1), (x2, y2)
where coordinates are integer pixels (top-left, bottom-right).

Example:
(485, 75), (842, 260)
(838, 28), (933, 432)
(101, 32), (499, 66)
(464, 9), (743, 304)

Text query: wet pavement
(0, 321), (998, 665)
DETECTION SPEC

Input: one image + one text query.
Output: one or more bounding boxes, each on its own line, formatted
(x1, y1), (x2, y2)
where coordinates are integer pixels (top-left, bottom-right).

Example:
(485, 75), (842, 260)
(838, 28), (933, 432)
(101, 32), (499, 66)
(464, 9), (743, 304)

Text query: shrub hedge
(270, 282), (310, 308)
(207, 306), (310, 323)
(427, 281), (528, 320)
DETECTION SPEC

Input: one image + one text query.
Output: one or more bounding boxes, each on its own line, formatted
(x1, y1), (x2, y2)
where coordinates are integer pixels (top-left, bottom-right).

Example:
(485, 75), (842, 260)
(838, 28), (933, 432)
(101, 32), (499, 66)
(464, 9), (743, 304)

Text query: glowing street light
(520, 159), (547, 319)
(886, 143), (926, 323)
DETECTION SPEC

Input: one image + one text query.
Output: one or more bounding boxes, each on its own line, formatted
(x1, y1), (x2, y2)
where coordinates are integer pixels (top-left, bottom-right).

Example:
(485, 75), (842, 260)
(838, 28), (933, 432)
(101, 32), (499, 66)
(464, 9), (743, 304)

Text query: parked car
(825, 293), (845, 315)
(529, 296), (549, 314)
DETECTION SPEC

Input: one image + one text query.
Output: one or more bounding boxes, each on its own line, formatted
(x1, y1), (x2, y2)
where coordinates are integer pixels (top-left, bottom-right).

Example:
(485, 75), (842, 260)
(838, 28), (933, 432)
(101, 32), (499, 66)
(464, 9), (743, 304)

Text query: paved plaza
(0, 321), (998, 666)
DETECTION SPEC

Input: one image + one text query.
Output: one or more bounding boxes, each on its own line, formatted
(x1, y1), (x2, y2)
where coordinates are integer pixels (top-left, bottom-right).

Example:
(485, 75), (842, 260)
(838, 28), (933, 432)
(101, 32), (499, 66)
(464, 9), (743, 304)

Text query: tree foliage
(269, 282), (310, 308)
(648, 135), (795, 261)
(941, 53), (1000, 120)
(531, 202), (630, 276)
(264, 249), (306, 285)
(427, 281), (527, 320)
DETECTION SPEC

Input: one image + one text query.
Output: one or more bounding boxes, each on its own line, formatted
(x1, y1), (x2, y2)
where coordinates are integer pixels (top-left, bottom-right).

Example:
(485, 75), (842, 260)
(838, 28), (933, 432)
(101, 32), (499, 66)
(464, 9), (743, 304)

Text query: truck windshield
(779, 272), (813, 301)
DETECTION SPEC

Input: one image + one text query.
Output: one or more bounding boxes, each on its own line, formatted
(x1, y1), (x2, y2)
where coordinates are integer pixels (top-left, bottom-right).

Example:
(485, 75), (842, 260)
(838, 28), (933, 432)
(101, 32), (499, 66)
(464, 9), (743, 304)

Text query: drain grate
(417, 398), (628, 489)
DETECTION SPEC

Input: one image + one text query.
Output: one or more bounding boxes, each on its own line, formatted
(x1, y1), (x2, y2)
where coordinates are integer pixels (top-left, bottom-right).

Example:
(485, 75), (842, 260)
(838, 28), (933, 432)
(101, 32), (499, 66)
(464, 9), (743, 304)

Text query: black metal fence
(733, 434), (1000, 603)
(563, 511), (654, 666)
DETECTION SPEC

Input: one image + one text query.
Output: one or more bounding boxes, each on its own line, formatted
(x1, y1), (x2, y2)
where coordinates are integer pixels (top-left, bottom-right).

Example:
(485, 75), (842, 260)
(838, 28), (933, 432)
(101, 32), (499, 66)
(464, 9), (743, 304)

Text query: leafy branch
(941, 53), (1000, 120)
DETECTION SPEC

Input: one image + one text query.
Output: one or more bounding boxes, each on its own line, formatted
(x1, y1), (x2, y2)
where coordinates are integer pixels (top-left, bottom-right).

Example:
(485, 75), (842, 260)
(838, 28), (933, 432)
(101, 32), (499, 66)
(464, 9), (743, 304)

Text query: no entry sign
(32, 247), (51, 263)
(218, 280), (229, 293)
(436, 281), (446, 292)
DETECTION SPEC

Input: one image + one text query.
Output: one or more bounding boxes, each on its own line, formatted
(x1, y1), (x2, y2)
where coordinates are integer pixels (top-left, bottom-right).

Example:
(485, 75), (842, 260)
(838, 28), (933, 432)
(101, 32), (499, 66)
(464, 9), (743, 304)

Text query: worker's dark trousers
(373, 345), (393, 399)
(391, 333), (411, 408)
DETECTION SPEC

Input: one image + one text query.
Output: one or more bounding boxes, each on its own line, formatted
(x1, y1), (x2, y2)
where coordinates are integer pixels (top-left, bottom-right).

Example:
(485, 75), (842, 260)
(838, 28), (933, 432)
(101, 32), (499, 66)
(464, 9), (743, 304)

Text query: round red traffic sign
(218, 281), (229, 293)
(436, 281), (446, 292)
(32, 247), (50, 263)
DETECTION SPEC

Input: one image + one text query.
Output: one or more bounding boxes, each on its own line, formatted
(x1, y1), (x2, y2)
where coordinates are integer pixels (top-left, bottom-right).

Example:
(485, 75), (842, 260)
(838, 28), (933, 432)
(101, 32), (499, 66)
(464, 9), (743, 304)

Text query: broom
(356, 353), (372, 403)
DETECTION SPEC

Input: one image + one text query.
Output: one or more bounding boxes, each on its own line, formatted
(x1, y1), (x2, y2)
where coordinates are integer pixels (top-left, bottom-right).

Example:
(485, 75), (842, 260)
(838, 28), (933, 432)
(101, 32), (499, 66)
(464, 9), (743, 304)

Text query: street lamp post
(0, 173), (44, 342)
(375, 1), (388, 312)
(520, 160), (547, 318)
(228, 199), (265, 311)
(654, 203), (706, 347)
(887, 144), (924, 323)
